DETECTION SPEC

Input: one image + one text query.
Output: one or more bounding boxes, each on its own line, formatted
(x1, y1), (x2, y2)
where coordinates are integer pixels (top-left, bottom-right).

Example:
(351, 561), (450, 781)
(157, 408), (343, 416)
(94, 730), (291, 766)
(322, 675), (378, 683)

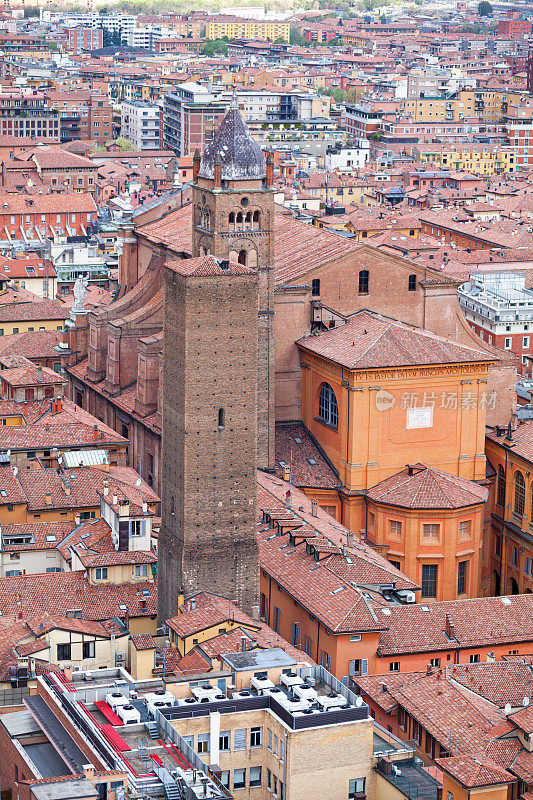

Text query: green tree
(478, 1), (492, 14)
(201, 37), (229, 56)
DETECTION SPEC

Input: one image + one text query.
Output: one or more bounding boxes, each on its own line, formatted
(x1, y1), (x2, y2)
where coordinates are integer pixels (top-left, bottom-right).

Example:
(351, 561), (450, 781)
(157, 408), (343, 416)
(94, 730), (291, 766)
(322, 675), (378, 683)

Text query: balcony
(376, 756), (442, 800)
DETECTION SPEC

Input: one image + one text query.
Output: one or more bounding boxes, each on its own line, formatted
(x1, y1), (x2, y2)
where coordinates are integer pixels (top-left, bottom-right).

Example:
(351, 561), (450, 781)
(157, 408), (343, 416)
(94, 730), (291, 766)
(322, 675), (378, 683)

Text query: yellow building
(205, 18), (291, 41)
(414, 144), (517, 175)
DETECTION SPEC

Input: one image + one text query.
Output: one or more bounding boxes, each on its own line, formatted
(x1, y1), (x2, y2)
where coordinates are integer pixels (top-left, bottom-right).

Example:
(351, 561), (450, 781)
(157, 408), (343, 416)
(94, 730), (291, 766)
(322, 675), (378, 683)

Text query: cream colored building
(166, 659), (376, 800)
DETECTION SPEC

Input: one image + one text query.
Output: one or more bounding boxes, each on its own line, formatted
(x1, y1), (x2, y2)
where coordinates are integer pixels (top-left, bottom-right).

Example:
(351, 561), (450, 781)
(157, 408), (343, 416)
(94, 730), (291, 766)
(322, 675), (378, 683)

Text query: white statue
(72, 275), (89, 313)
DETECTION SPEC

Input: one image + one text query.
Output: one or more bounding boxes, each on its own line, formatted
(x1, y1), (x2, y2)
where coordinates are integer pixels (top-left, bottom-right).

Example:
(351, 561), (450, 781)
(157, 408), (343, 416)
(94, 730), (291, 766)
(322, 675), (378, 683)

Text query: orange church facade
(294, 309), (496, 601)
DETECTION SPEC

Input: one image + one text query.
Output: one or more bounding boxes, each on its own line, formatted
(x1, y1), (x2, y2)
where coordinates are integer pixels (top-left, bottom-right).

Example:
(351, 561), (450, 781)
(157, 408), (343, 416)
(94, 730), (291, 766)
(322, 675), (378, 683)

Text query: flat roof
(221, 647), (297, 671)
(24, 742), (72, 779)
(31, 778), (98, 800)
(1, 709), (41, 738)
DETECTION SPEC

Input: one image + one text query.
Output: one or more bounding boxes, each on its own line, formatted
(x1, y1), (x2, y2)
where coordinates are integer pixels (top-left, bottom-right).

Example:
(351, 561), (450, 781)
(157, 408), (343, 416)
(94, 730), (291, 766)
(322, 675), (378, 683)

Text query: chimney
(142, 501), (148, 514)
(445, 613), (455, 640)
(45, 491), (52, 505)
(285, 489), (292, 509)
(62, 479), (70, 496)
(241, 635), (248, 652)
(37, 366), (43, 382)
(311, 498), (318, 517)
(75, 512), (81, 525)
(346, 531), (354, 547)
(112, 492), (118, 505)
(193, 148), (201, 181)
(93, 424), (98, 441)
(282, 463), (290, 481)
(213, 153), (222, 189)
(103, 482), (109, 496)
(266, 150), (274, 187)
(426, 663), (433, 676)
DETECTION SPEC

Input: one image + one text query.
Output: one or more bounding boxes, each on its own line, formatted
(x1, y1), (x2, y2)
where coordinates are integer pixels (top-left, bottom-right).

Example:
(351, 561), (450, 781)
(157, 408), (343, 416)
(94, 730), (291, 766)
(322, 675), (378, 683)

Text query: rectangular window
(95, 567), (108, 580)
(134, 564), (149, 578)
(505, 337), (512, 349)
(430, 657), (440, 667)
(304, 634), (313, 656)
(268, 728), (272, 751)
(457, 561), (467, 595)
(524, 336), (530, 348)
(219, 731), (230, 751)
(311, 278), (320, 296)
(234, 728), (246, 751)
(197, 733), (209, 754)
(320, 649), (331, 671)
(82, 641), (95, 658)
(250, 766), (261, 787)
(389, 520), (402, 537)
(57, 643), (71, 661)
(513, 546), (519, 567)
(423, 523), (440, 540)
(267, 769), (271, 790)
(459, 520), (471, 539)
(291, 623), (300, 648)
(408, 274), (417, 291)
(250, 726), (262, 747)
(272, 606), (281, 633)
(470, 654), (480, 663)
(349, 778), (366, 798)
(233, 769), (245, 789)
(422, 564), (438, 598)
(220, 772), (229, 788)
(389, 661), (400, 672)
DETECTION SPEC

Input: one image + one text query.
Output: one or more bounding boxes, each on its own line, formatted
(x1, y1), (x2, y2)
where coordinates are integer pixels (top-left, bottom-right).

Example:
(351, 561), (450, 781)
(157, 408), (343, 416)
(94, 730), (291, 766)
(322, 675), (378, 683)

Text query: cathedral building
(62, 107), (518, 606)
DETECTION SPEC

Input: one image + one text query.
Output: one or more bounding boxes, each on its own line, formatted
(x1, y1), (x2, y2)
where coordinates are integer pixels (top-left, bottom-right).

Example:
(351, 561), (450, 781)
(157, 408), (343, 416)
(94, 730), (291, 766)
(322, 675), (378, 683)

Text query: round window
(240, 197), (249, 206)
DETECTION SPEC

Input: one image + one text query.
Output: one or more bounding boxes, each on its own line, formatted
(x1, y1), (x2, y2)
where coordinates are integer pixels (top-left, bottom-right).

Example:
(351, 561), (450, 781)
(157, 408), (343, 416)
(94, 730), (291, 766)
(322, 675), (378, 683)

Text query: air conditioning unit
(115, 652), (126, 666)
(72, 666), (83, 673)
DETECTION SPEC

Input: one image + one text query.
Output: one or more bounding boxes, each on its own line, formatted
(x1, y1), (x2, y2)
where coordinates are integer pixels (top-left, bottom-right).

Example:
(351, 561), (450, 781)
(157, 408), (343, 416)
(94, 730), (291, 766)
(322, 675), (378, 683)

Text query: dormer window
(129, 520), (146, 536)
(94, 567), (108, 580)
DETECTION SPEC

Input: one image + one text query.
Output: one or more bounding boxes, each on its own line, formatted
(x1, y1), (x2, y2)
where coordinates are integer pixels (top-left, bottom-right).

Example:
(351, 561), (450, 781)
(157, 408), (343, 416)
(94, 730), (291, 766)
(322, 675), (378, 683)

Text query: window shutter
(361, 659), (368, 676)
(234, 729), (246, 750)
(141, 520), (147, 536)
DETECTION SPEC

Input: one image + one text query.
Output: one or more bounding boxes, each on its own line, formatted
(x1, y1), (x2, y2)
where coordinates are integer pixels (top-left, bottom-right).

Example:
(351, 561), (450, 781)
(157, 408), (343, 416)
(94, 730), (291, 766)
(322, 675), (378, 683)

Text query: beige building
(166, 658), (376, 800)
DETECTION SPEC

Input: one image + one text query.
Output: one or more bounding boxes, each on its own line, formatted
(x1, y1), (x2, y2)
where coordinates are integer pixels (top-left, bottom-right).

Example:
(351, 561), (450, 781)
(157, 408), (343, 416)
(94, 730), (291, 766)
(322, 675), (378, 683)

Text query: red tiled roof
(166, 255), (255, 277)
(367, 465), (488, 509)
(131, 633), (156, 651)
(0, 421), (124, 450)
(297, 309), (494, 370)
(0, 570), (156, 620)
(378, 595), (533, 656)
(437, 755), (516, 788)
(166, 591), (259, 637)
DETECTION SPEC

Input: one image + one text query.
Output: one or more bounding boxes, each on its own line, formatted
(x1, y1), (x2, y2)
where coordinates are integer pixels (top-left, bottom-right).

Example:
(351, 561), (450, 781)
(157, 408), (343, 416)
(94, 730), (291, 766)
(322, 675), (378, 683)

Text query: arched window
(358, 269), (369, 295)
(218, 408), (225, 428)
(236, 212), (243, 227)
(253, 210), (260, 225)
(514, 470), (525, 516)
(238, 250), (247, 265)
(318, 383), (338, 429)
(245, 211), (252, 223)
(229, 212), (235, 225)
(497, 465), (506, 507)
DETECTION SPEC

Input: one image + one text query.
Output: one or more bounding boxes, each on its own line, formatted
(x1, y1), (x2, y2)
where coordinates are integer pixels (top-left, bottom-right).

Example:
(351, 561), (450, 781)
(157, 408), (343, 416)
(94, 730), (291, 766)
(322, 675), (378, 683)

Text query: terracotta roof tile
(367, 465), (488, 509)
(297, 309), (494, 370)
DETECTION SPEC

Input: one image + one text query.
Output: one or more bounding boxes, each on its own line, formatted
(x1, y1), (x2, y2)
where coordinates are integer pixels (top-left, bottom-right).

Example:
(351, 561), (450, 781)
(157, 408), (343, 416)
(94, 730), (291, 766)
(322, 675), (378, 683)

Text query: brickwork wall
(192, 175), (275, 471)
(159, 266), (260, 621)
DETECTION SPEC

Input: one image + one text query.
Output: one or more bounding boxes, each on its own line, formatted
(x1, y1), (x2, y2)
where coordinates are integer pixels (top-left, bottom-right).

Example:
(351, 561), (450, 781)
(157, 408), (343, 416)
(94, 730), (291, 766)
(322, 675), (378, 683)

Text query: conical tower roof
(198, 102), (266, 181)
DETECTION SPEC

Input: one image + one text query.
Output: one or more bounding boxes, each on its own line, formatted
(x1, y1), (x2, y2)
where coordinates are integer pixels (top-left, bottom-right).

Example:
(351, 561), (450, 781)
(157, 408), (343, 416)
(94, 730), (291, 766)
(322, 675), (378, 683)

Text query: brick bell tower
(191, 98), (275, 472)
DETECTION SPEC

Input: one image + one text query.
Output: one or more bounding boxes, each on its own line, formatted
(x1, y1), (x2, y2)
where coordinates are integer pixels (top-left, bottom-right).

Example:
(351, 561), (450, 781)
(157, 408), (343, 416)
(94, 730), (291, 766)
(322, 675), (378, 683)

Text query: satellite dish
(355, 696), (363, 707)
(504, 703), (512, 715)
(524, 697), (530, 707)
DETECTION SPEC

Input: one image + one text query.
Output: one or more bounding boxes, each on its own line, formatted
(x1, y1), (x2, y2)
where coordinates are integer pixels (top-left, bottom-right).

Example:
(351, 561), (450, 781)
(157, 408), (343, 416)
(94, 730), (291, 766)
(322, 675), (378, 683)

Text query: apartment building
(0, 88), (59, 141)
(121, 101), (161, 150)
(162, 84), (228, 154)
(0, 658), (377, 800)
(459, 273), (533, 375)
(205, 16), (290, 41)
(46, 91), (113, 144)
